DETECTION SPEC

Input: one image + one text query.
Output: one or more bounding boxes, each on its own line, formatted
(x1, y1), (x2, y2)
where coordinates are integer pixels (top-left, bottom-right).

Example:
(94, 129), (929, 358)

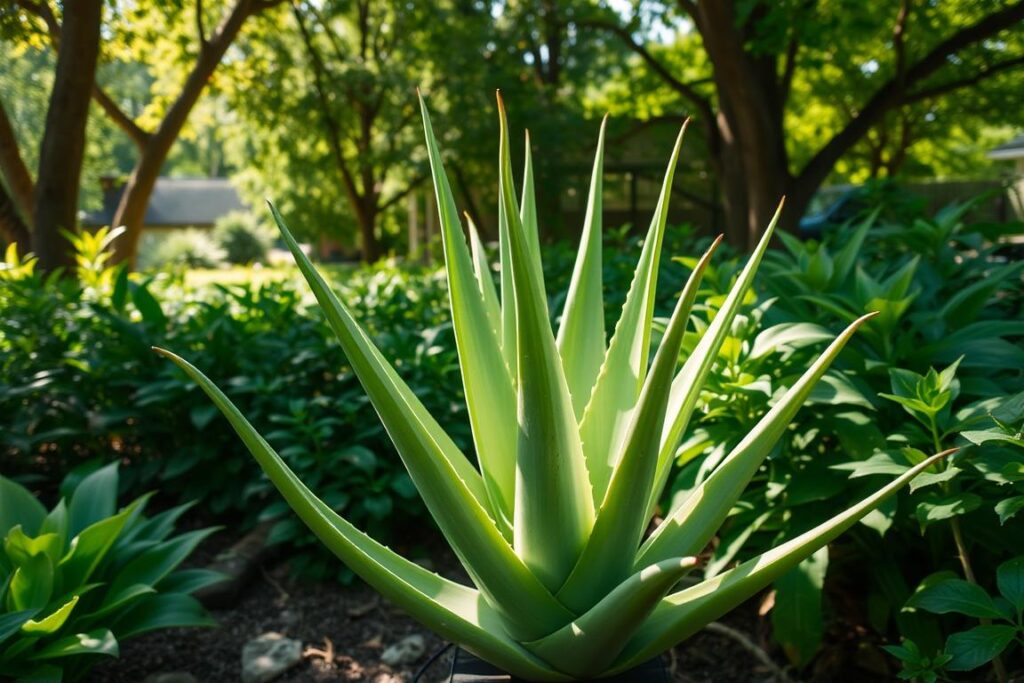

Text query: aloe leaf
(520, 131), (544, 277)
(155, 348), (574, 658)
(498, 94), (595, 592)
(579, 120), (689, 506)
(638, 312), (877, 567)
(556, 116), (607, 419)
(526, 557), (697, 678)
(610, 450), (956, 672)
(557, 237), (720, 612)
(269, 208), (579, 637)
(497, 133), (520, 383)
(421, 98), (517, 531)
(466, 213), (502, 345)
(648, 201), (783, 518)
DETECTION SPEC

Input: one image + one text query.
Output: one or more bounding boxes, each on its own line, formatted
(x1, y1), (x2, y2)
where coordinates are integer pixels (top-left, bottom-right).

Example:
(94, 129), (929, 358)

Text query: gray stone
(381, 634), (426, 667)
(241, 632), (303, 683)
(143, 674), (198, 683)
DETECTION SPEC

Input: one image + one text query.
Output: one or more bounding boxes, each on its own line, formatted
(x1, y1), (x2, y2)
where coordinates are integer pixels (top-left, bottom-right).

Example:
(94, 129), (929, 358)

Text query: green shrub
(140, 229), (226, 270)
(212, 211), (276, 265)
(0, 463), (222, 681)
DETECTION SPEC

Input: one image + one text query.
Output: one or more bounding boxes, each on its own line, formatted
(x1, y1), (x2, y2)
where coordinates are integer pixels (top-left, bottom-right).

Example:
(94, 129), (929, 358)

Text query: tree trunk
(0, 183), (32, 251)
(356, 199), (382, 262)
(32, 0), (102, 273)
(110, 0), (260, 267)
(0, 100), (35, 231)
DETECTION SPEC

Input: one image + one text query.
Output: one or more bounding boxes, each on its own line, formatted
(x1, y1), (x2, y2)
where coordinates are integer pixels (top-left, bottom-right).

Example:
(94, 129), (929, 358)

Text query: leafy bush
(140, 229), (226, 270)
(212, 211), (276, 265)
(0, 463), (222, 681)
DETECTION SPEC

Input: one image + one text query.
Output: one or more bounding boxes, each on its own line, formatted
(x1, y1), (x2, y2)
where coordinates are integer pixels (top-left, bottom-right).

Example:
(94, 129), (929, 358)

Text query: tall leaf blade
(556, 116), (608, 419)
(466, 213), (502, 345)
(520, 131), (544, 277)
(421, 99), (517, 531)
(578, 121), (689, 506)
(261, 207), (576, 639)
(498, 95), (595, 591)
(638, 313), (876, 566)
(609, 450), (956, 672)
(647, 201), (784, 517)
(156, 348), (575, 653)
(557, 237), (720, 612)
(525, 557), (698, 678)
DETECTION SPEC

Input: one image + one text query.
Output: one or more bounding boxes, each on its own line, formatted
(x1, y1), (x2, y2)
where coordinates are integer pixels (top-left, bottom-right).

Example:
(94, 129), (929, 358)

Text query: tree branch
(796, 0), (1024, 190)
(903, 53), (1024, 104)
(577, 18), (714, 123)
(379, 174), (427, 213)
(197, 0), (208, 46)
(0, 98), (35, 225)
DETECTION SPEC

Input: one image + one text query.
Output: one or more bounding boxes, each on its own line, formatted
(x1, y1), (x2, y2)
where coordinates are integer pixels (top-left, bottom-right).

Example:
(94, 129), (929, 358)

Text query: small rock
(242, 631), (303, 683)
(143, 674), (198, 683)
(381, 634), (426, 667)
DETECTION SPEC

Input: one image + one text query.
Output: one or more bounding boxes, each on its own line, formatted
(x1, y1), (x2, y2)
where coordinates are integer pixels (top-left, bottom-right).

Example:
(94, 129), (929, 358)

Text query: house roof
(988, 135), (1024, 161)
(82, 177), (246, 227)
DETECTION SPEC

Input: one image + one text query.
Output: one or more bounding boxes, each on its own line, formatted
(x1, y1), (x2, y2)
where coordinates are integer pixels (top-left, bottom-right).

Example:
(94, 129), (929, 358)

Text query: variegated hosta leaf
(498, 94), (595, 592)
(579, 120), (690, 507)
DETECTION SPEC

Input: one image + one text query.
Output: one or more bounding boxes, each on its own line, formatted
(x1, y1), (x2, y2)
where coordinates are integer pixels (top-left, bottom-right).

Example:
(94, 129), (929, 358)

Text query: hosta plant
(0, 463), (222, 681)
(158, 96), (950, 680)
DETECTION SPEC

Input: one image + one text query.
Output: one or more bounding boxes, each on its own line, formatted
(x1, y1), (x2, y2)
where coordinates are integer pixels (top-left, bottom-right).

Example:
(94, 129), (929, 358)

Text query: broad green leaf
(527, 557), (698, 678)
(906, 578), (1003, 619)
(831, 210), (876, 285)
(579, 120), (689, 506)
(28, 629), (118, 661)
(557, 237), (719, 612)
(107, 528), (217, 599)
(0, 609), (40, 647)
(610, 450), (953, 672)
(996, 495), (1024, 524)
(944, 625), (1017, 671)
(750, 323), (833, 359)
(915, 494), (981, 530)
(421, 99), (517, 532)
(84, 584), (156, 622)
(109, 594), (215, 639)
(772, 547), (828, 667)
(649, 201), (784, 518)
(996, 556), (1024, 613)
(4, 528), (61, 567)
(556, 116), (607, 419)
(58, 501), (139, 589)
(67, 462), (118, 538)
(22, 596), (79, 635)
(156, 569), (229, 595)
(9, 553), (53, 611)
(498, 95), (595, 592)
(0, 476), (46, 538)
(156, 347), (575, 650)
(639, 314), (874, 566)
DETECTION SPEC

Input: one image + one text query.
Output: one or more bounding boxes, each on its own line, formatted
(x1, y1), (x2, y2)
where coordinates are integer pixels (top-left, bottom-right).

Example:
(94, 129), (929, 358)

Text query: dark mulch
(91, 532), (906, 683)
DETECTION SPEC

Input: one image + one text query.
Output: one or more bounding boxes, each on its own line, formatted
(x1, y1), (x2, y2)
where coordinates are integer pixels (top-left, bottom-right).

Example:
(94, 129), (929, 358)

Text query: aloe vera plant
(157, 96), (951, 680)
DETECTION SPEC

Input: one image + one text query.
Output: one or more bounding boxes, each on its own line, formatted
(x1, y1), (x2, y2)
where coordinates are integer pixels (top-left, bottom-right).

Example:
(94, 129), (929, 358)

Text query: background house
(82, 177), (246, 232)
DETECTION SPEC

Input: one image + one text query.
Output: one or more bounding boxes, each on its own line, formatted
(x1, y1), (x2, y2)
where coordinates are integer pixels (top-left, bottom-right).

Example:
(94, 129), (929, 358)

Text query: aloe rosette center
(158, 95), (950, 680)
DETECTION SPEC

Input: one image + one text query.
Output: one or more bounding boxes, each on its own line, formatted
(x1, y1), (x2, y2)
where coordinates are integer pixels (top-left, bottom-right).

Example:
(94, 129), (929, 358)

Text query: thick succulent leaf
(526, 557), (697, 678)
(498, 95), (595, 592)
(556, 116), (607, 419)
(497, 149), (519, 382)
(610, 450), (955, 672)
(579, 121), (689, 506)
(156, 347), (574, 648)
(0, 476), (46, 538)
(520, 132), (544, 278)
(421, 99), (517, 532)
(466, 214), (502, 346)
(557, 238), (720, 612)
(638, 313), (876, 567)
(648, 201), (783, 517)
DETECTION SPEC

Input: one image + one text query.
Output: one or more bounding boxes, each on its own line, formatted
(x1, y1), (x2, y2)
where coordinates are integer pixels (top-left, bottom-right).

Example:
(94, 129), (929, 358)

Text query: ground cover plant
(0, 463), (221, 681)
(154, 97), (957, 680)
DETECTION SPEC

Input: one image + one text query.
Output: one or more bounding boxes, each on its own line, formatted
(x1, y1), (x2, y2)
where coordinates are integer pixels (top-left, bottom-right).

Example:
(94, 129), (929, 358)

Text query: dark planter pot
(448, 648), (670, 683)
